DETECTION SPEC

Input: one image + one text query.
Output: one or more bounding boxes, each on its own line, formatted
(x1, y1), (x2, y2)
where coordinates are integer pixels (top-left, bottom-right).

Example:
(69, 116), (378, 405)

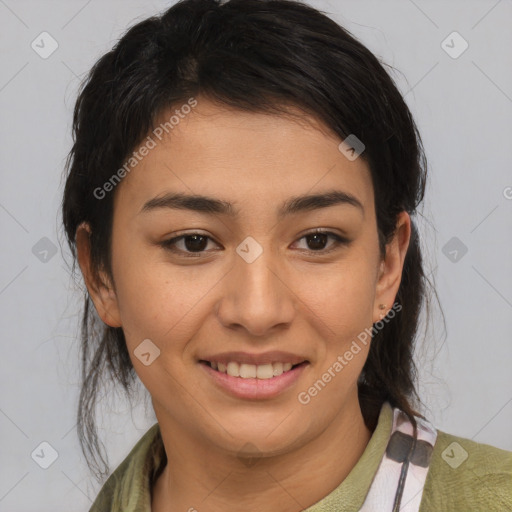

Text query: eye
(160, 229), (350, 258)
(160, 233), (220, 257)
(293, 229), (350, 255)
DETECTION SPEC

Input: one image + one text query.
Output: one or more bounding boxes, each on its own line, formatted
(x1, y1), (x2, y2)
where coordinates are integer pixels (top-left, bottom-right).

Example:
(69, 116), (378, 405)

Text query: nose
(215, 244), (295, 336)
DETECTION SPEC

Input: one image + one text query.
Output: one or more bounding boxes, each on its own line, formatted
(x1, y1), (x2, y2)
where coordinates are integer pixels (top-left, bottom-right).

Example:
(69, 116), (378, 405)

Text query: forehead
(113, 99), (374, 218)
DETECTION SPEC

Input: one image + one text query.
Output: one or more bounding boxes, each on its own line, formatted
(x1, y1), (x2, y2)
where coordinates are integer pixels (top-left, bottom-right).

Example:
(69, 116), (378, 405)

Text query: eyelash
(159, 229), (350, 258)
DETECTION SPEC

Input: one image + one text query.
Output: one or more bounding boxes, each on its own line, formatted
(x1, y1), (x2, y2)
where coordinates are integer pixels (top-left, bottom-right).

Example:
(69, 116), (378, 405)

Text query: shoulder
(421, 429), (512, 511)
(88, 423), (163, 512)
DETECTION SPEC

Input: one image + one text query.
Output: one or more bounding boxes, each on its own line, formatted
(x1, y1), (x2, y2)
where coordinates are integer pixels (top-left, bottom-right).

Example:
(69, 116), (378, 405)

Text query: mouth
(198, 358), (310, 400)
(199, 360), (308, 380)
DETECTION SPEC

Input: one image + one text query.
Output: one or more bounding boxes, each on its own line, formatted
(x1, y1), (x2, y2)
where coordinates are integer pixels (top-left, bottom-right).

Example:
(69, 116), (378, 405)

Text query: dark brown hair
(61, 0), (437, 483)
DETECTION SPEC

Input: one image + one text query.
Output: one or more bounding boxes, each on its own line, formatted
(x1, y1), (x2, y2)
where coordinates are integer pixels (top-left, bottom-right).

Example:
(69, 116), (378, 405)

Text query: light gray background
(1, 0), (511, 510)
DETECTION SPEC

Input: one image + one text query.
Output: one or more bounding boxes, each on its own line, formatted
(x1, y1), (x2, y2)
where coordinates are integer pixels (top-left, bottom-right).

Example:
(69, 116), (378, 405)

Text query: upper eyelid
(165, 229), (345, 243)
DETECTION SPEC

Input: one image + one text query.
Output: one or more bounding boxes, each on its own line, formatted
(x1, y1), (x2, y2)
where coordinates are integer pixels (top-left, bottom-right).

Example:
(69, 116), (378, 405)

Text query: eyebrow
(140, 189), (364, 218)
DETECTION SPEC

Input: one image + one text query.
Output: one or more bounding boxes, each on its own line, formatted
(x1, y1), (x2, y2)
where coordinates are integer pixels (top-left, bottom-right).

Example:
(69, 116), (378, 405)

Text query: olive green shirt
(88, 403), (512, 511)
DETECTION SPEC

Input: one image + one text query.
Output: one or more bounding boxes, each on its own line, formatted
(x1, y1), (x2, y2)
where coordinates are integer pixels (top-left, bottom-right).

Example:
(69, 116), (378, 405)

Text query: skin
(76, 97), (411, 511)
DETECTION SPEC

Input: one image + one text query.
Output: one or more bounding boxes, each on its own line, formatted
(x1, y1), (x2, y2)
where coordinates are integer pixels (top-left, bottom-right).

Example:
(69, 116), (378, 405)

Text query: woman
(61, 0), (512, 510)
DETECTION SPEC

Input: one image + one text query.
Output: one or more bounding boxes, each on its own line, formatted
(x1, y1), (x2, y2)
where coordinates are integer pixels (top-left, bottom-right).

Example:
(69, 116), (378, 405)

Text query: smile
(200, 360), (305, 379)
(199, 360), (309, 400)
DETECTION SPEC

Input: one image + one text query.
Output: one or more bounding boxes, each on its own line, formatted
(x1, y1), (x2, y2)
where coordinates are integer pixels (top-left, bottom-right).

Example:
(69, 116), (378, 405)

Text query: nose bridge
(217, 235), (294, 333)
(237, 247), (278, 302)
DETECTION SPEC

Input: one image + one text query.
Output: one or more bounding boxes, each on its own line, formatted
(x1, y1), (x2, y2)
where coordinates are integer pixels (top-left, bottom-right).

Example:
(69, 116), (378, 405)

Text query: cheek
(110, 242), (174, 346)
(111, 244), (219, 351)
(304, 256), (378, 333)
(294, 272), (375, 413)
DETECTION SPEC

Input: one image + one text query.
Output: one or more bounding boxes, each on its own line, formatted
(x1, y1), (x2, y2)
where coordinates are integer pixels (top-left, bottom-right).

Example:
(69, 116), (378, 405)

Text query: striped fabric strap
(359, 408), (438, 512)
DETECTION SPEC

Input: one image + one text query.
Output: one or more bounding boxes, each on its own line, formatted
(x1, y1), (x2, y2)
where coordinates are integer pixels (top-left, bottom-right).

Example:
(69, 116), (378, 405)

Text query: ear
(75, 222), (122, 328)
(373, 211), (411, 323)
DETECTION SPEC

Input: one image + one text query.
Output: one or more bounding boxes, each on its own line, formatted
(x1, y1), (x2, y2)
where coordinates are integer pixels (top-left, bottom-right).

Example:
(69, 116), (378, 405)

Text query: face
(77, 98), (410, 459)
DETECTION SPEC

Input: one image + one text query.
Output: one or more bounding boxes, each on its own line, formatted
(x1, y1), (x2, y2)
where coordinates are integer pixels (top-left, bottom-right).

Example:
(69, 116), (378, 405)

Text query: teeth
(256, 364), (274, 379)
(210, 361), (296, 379)
(272, 362), (283, 376)
(240, 363), (257, 378)
(227, 361), (239, 377)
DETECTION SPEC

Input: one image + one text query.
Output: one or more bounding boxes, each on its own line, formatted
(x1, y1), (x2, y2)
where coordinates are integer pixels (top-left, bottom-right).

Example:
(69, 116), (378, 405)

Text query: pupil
(184, 235), (207, 252)
(307, 233), (327, 250)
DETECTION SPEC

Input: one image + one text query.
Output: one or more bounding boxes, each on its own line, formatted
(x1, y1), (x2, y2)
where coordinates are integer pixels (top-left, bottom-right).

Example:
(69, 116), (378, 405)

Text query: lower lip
(199, 361), (309, 400)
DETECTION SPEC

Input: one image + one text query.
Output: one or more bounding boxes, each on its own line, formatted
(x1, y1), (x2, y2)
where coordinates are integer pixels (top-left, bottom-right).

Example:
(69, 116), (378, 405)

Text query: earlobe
(373, 212), (411, 322)
(75, 222), (122, 328)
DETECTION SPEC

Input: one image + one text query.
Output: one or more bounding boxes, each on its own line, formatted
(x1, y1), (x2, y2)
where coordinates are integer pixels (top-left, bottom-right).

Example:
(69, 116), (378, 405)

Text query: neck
(152, 397), (372, 512)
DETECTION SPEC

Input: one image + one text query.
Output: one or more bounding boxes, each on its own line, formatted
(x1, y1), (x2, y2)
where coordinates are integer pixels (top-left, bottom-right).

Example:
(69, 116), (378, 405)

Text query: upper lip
(199, 351), (309, 366)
